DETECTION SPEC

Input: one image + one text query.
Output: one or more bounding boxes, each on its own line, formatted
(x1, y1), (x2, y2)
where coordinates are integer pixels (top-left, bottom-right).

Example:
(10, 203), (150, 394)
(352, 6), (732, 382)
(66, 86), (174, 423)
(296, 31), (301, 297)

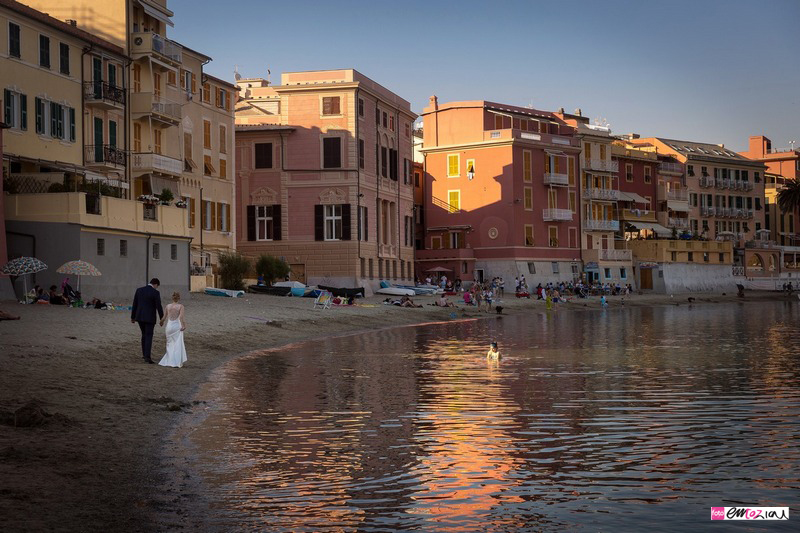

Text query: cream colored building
(21, 0), (237, 284)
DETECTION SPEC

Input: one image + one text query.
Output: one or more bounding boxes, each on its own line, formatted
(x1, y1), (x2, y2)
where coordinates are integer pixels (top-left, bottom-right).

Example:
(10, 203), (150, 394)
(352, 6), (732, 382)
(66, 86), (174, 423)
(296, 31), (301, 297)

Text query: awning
(84, 171), (129, 190)
(140, 1), (174, 27)
(627, 222), (671, 237)
(544, 150), (566, 156)
(667, 199), (690, 212)
(618, 191), (649, 204)
(149, 175), (181, 197)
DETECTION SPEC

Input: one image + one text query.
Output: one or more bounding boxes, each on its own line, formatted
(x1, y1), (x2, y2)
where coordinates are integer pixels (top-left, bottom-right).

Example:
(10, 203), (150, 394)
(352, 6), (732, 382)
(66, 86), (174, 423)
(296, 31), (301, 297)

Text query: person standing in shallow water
(487, 342), (501, 360)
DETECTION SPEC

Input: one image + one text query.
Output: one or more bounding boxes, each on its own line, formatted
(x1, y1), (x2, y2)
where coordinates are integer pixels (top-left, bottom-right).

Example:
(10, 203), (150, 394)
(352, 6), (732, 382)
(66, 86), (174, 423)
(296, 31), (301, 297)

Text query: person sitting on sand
(438, 295), (455, 307)
(48, 285), (68, 305)
(487, 342), (501, 360)
(399, 295), (422, 308)
(463, 291), (473, 306)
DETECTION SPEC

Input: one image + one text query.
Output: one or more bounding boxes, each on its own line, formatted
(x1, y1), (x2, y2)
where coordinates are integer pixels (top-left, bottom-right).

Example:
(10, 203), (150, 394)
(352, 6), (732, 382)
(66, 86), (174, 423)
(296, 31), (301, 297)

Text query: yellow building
(19, 0), (237, 286)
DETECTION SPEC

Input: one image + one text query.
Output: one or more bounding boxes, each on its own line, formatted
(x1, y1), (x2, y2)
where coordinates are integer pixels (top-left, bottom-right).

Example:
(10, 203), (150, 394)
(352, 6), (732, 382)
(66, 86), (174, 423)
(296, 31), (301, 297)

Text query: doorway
(289, 264), (306, 284)
(640, 268), (653, 290)
(474, 268), (484, 283)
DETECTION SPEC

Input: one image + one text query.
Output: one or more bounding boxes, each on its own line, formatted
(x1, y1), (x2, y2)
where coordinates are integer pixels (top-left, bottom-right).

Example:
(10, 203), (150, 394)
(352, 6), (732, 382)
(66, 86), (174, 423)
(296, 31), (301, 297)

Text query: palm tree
(777, 178), (800, 214)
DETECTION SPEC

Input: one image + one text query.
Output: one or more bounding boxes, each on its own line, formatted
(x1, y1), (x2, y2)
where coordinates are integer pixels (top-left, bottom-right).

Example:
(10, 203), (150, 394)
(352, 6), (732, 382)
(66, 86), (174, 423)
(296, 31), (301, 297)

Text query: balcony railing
(131, 152), (182, 177)
(668, 217), (689, 228)
(152, 97), (182, 121)
(583, 218), (619, 231)
(584, 159), (619, 172)
(659, 162), (684, 174)
(602, 249), (632, 261)
(85, 144), (126, 167)
(542, 208), (573, 221)
(131, 32), (183, 63)
(543, 172), (570, 186)
(715, 179), (730, 189)
(432, 195), (462, 213)
(699, 177), (715, 188)
(582, 187), (619, 201)
(666, 189), (688, 201)
(84, 81), (126, 106)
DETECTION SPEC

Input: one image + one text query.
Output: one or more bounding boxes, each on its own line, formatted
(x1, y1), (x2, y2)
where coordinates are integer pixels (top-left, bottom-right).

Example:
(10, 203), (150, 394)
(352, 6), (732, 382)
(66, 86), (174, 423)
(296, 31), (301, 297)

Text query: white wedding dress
(159, 304), (187, 368)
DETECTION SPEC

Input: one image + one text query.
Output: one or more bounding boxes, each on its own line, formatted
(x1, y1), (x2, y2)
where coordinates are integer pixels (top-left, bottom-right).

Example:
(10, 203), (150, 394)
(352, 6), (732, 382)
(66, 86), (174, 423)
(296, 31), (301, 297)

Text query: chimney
(66, 19), (77, 26)
(574, 108), (582, 116)
(429, 94), (438, 111)
(557, 107), (564, 114)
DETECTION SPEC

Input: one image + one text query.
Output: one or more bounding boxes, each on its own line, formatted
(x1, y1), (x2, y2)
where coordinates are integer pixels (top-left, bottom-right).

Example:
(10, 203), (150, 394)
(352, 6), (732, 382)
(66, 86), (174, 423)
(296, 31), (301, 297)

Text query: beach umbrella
(56, 260), (102, 292)
(1, 257), (48, 303)
(426, 266), (452, 272)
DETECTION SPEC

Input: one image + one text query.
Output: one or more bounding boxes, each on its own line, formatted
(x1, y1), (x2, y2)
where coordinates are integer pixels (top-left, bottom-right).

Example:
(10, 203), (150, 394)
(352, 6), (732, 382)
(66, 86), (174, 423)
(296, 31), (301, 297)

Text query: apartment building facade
(234, 70), (416, 289)
(2, 0), (192, 299)
(611, 140), (663, 241)
(419, 99), (583, 285)
(20, 0), (236, 286)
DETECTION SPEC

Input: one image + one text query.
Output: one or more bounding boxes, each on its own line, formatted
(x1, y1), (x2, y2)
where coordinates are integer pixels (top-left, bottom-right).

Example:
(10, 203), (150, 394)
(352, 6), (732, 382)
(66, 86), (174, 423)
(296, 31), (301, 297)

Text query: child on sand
(487, 342), (501, 360)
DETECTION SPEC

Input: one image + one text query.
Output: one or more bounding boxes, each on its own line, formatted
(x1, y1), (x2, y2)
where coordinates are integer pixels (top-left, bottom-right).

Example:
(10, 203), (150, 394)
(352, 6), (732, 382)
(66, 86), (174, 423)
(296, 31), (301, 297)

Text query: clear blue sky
(169, 0), (800, 152)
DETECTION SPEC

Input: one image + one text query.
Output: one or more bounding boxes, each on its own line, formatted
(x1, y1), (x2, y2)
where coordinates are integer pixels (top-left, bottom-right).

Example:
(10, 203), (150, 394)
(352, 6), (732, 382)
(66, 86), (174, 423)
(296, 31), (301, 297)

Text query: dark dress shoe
(144, 359), (155, 364)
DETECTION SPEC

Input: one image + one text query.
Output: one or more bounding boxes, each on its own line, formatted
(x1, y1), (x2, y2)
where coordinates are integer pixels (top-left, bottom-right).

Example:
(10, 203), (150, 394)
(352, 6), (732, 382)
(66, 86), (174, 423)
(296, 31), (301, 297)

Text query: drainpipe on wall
(145, 233), (151, 284)
(395, 108), (401, 278)
(355, 87), (361, 267)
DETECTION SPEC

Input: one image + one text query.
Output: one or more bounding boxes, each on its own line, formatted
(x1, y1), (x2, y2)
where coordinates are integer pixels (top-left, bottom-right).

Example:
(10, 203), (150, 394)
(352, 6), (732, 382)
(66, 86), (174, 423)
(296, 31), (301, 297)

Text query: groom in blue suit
(131, 278), (164, 364)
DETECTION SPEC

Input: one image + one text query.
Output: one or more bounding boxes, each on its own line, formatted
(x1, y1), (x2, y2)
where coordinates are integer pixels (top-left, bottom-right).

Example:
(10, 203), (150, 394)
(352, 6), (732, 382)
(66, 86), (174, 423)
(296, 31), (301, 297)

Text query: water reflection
(189, 303), (800, 531)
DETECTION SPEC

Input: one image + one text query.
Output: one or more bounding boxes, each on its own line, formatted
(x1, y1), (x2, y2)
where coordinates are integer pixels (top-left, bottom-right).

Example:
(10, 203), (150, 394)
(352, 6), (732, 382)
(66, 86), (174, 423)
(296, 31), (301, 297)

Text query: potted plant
(158, 188), (174, 206)
(174, 199), (187, 208)
(137, 194), (159, 205)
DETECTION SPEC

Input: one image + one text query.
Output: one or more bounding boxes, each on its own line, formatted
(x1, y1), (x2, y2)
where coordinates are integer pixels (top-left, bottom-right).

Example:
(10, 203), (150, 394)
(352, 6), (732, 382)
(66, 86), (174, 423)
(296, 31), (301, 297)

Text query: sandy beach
(0, 288), (794, 531)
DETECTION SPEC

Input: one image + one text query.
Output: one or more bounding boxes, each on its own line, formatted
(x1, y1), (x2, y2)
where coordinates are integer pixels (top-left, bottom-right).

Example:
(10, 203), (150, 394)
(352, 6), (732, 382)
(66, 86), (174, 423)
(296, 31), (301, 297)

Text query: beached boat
(248, 285), (292, 296)
(205, 287), (245, 298)
(376, 287), (416, 296)
(318, 285), (365, 298)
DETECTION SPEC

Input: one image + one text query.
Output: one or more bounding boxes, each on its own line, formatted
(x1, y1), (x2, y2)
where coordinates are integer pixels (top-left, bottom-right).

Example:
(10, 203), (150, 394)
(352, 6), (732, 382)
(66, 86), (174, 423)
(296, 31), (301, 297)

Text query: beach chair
(313, 290), (333, 310)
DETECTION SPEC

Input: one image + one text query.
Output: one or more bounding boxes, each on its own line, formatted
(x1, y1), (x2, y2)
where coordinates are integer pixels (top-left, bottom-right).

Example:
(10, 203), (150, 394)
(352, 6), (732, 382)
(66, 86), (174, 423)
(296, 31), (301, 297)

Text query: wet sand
(0, 289), (793, 531)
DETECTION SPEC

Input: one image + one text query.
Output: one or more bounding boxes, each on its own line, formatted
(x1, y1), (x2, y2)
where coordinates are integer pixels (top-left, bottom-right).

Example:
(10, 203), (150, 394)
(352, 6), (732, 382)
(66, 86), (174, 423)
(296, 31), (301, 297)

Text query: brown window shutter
(314, 205), (324, 241)
(189, 198), (196, 227)
(200, 201), (206, 229)
(216, 202), (223, 231)
(273, 204), (282, 240)
(191, 73), (197, 95)
(364, 207), (368, 242)
(341, 204), (351, 241)
(225, 204), (231, 232)
(210, 201), (217, 230)
(246, 205), (256, 241)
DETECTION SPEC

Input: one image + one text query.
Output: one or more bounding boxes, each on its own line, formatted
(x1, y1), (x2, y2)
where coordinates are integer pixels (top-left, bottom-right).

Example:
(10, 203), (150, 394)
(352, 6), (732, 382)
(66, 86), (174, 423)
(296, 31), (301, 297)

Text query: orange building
(419, 98), (582, 285)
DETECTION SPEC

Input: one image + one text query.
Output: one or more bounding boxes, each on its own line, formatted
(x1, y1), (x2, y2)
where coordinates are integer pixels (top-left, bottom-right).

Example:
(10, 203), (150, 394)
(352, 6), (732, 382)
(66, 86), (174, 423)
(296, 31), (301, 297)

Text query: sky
(169, 0), (800, 152)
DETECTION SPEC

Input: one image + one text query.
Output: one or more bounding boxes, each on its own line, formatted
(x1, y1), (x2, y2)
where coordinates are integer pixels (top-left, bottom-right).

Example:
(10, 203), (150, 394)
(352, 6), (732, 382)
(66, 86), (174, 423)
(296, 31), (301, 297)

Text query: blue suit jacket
(131, 285), (164, 324)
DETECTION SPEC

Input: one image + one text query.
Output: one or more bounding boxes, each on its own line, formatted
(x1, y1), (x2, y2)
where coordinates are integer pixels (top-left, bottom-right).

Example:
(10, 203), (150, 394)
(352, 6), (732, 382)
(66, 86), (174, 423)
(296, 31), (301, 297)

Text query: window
(381, 146), (388, 177)
(358, 205), (368, 241)
(525, 225), (534, 246)
(644, 196), (652, 211)
(203, 154), (214, 176)
(620, 267), (627, 279)
(152, 243), (160, 260)
(569, 191), (576, 212)
(687, 252), (694, 262)
(644, 166), (652, 183)
(217, 88), (228, 110)
(168, 70), (177, 86)
(754, 172), (761, 183)
(322, 96), (341, 116)
(549, 226), (558, 247)
(9, 22), (20, 58)
(447, 154), (460, 177)
(183, 133), (195, 171)
(688, 165), (695, 176)
(600, 144), (606, 160)
(375, 107), (380, 125)
(59, 43), (69, 75)
(120, 240), (128, 257)
(671, 251), (677, 261)
(39, 35), (50, 68)
(527, 262), (536, 274)
(187, 197), (196, 227)
(389, 115), (394, 131)
(524, 187), (533, 210)
(447, 190), (460, 213)
(625, 163), (633, 182)
(449, 231), (462, 249)
(382, 112), (387, 127)
(323, 137), (342, 168)
(719, 253), (725, 262)
(551, 262), (560, 274)
(701, 166), (708, 177)
(254, 143), (273, 169)
(568, 157), (575, 185)
(217, 203), (230, 232)
(97, 238), (105, 256)
(219, 125), (227, 154)
(203, 201), (213, 230)
(431, 236), (441, 249)
(133, 123), (141, 152)
(170, 244), (178, 261)
(203, 120), (211, 149)
(154, 129), (162, 154)
(202, 82), (210, 103)
(253, 205), (275, 240)
(358, 98), (364, 117)
(523, 150), (532, 181)
(359, 139), (365, 169)
(3, 89), (26, 130)
(324, 204), (343, 240)
(219, 158), (227, 179)
(133, 64), (141, 92)
(466, 158), (474, 179)
(415, 171), (421, 187)
(604, 268), (611, 279)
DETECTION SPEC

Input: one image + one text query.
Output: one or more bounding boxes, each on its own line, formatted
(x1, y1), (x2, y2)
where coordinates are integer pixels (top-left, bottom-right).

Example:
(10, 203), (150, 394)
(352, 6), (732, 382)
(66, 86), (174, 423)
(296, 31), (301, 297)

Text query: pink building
(418, 98), (582, 285)
(234, 70), (416, 289)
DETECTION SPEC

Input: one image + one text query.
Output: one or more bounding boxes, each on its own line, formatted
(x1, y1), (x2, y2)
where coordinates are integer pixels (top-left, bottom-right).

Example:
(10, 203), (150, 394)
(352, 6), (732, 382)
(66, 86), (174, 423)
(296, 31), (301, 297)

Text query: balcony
(619, 208), (657, 223)
(131, 152), (182, 178)
(668, 217), (689, 229)
(84, 81), (126, 109)
(715, 179), (730, 189)
(700, 206), (714, 217)
(582, 187), (619, 201)
(666, 189), (688, 201)
(699, 177), (714, 188)
(584, 159), (619, 172)
(584, 248), (632, 262)
(4, 192), (189, 237)
(583, 218), (619, 231)
(658, 161), (684, 175)
(131, 92), (182, 126)
(130, 32), (182, 65)
(543, 172), (570, 186)
(542, 208), (573, 221)
(85, 145), (126, 169)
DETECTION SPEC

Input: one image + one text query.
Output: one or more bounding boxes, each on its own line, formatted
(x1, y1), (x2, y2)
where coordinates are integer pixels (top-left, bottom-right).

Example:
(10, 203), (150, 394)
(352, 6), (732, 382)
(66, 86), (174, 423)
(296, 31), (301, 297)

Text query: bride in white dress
(158, 292), (187, 368)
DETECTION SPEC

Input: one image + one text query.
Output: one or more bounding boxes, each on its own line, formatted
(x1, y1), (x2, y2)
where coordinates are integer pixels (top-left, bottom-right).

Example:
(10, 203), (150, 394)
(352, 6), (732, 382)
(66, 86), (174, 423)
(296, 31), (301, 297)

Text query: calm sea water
(185, 302), (800, 532)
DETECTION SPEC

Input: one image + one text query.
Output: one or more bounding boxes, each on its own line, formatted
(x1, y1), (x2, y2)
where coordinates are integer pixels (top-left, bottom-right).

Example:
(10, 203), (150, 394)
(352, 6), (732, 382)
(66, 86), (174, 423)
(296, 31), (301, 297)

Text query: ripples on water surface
(188, 302), (800, 531)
